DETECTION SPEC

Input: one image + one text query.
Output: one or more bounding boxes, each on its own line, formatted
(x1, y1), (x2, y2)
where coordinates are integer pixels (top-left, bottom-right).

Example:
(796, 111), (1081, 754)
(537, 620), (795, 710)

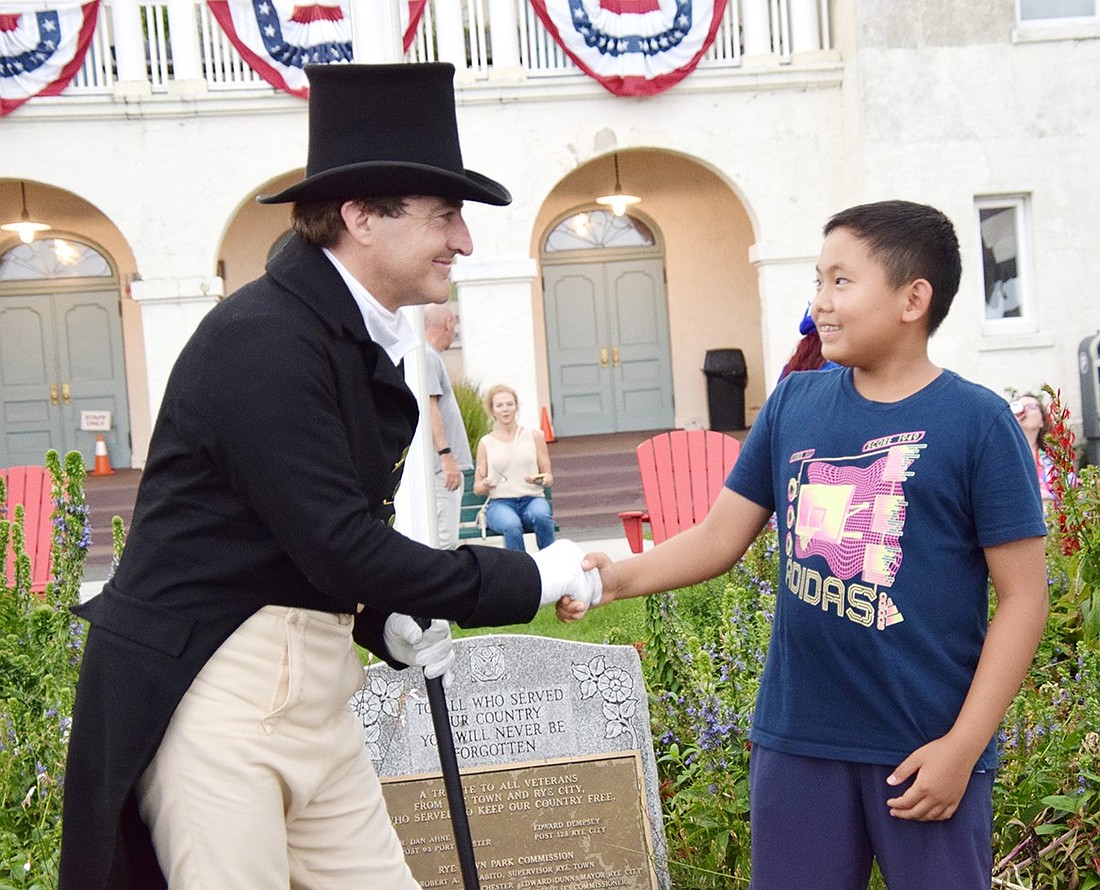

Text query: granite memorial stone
(351, 634), (670, 889)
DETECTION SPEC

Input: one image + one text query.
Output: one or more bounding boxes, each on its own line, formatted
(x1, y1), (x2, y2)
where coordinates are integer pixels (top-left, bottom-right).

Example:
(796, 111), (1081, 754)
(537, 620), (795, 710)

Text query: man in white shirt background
(424, 302), (474, 549)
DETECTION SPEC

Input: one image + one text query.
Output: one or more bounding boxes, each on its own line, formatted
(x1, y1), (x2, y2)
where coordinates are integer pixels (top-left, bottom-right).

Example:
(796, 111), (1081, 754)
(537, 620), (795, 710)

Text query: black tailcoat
(59, 236), (539, 889)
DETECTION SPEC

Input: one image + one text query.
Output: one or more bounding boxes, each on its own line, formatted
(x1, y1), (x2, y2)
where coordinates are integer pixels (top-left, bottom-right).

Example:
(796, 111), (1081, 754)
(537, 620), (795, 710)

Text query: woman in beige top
(473, 384), (556, 552)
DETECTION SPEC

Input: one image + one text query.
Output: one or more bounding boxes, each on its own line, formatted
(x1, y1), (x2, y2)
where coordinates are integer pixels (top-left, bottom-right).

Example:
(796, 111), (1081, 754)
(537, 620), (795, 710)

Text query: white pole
(487, 0), (521, 70)
(433, 0), (468, 70)
(110, 0), (148, 84)
(346, 2), (437, 548)
(741, 0), (772, 56)
(789, 0), (822, 53)
(165, 0), (203, 82)
(394, 306), (440, 548)
(351, 0), (403, 63)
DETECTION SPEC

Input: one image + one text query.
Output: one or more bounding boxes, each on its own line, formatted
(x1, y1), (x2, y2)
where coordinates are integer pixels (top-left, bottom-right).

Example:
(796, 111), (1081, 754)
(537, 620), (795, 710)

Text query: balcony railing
(60, 0), (833, 103)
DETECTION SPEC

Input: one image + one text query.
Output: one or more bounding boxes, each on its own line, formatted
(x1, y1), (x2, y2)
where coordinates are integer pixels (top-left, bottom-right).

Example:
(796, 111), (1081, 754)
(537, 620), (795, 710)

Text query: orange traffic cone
(91, 434), (115, 476)
(540, 406), (556, 443)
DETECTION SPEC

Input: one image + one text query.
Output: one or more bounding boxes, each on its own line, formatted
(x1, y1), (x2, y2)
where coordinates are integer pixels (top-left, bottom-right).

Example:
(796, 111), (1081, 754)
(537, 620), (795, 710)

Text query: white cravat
(323, 248), (418, 366)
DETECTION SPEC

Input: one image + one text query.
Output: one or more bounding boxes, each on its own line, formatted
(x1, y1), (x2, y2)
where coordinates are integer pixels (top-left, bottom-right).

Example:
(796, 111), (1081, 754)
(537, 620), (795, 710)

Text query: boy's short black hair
(824, 200), (961, 335)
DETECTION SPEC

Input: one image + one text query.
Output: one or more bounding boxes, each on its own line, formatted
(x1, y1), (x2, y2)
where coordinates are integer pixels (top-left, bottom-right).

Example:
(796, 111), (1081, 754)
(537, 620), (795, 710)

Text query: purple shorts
(748, 745), (994, 890)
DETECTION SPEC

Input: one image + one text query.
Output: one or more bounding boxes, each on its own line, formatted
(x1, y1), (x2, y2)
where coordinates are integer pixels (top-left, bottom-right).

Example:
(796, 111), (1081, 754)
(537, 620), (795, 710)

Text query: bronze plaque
(381, 752), (659, 889)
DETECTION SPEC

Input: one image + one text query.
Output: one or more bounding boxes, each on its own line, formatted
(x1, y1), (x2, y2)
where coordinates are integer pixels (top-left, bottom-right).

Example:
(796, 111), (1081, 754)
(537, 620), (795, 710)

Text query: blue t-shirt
(727, 368), (1046, 769)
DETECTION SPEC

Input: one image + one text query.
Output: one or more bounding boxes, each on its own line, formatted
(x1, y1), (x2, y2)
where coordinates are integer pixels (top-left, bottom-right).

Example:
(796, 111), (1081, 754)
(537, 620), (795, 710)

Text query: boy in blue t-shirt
(560, 200), (1049, 888)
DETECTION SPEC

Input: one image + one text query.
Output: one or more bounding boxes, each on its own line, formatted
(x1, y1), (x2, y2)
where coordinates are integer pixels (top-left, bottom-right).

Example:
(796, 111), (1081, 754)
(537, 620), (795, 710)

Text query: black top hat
(258, 63), (511, 206)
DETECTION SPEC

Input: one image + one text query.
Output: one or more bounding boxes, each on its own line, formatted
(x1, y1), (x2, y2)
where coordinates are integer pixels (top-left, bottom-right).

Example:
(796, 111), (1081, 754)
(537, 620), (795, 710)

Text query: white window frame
(1014, 0), (1099, 42)
(1018, 0), (1097, 22)
(976, 195), (1037, 337)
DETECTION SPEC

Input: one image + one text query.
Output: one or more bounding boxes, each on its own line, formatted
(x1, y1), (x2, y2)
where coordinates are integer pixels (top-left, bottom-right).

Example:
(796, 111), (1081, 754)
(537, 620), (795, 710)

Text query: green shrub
(642, 517), (1099, 887)
(453, 377), (492, 456)
(3, 422), (1096, 889)
(1043, 385), (1100, 641)
(0, 451), (91, 887)
(993, 643), (1100, 888)
(991, 388), (1100, 887)
(640, 528), (777, 889)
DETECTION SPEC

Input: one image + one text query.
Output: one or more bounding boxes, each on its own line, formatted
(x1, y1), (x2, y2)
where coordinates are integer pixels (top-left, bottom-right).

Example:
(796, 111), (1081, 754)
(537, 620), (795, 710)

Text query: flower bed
(2, 396), (1098, 887)
(0, 452), (91, 887)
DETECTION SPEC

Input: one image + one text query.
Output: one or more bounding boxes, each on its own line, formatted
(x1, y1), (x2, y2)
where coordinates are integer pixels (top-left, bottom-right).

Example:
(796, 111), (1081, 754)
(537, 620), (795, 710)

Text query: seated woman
(473, 384), (556, 552)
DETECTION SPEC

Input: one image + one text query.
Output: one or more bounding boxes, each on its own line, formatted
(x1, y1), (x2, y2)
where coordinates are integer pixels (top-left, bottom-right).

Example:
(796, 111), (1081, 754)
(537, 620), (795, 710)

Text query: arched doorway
(541, 208), (674, 436)
(0, 237), (131, 468)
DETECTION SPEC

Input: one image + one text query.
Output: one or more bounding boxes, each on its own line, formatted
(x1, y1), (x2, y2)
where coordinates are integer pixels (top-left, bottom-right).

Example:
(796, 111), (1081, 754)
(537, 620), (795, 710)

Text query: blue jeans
(485, 497), (555, 552)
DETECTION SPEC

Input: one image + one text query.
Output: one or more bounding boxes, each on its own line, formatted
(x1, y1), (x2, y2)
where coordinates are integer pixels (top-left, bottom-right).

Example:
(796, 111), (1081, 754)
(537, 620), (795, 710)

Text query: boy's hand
(556, 552), (613, 622)
(885, 735), (976, 820)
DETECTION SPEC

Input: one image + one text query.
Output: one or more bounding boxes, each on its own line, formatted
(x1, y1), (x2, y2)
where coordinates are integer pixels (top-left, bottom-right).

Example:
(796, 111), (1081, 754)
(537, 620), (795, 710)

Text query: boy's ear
(901, 278), (933, 325)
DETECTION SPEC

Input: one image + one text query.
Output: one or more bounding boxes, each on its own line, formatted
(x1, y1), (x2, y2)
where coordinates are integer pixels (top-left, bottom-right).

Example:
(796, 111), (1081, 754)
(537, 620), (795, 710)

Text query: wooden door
(0, 297), (64, 464)
(544, 258), (673, 436)
(0, 288), (131, 468)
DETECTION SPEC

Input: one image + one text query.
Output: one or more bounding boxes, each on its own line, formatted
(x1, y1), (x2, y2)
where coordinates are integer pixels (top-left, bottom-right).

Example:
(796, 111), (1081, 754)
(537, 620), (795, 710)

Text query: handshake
(384, 540), (601, 687)
(530, 539), (602, 609)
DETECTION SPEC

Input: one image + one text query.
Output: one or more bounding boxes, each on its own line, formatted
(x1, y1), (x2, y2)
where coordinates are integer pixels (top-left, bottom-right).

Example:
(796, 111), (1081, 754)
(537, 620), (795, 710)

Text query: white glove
(532, 539), (602, 609)
(382, 614), (456, 688)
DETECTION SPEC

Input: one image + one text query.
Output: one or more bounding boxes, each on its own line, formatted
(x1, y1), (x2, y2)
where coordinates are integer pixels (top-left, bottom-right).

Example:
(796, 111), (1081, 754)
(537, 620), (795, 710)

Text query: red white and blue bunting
(206, 1), (428, 99)
(528, 0), (728, 96)
(0, 1), (99, 116)
(0, 1), (724, 113)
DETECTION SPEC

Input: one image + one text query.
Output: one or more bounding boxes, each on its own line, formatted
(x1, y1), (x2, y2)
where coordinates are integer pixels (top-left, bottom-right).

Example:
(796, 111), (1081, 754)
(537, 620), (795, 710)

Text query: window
(544, 209), (655, 253)
(0, 238), (112, 281)
(976, 196), (1036, 335)
(1019, 0), (1096, 22)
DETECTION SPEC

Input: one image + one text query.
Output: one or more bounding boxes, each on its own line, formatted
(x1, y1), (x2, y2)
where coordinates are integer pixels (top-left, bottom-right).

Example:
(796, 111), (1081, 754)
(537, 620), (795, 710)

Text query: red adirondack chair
(1, 465), (55, 593)
(618, 430), (741, 553)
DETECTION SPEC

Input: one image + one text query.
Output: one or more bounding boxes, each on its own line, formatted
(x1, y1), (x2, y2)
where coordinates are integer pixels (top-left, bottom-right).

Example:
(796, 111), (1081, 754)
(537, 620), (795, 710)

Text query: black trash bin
(1079, 332), (1100, 467)
(702, 348), (748, 430)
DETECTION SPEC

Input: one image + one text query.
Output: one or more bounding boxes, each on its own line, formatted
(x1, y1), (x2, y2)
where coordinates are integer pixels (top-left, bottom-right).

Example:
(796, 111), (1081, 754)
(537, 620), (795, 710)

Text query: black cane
(417, 619), (481, 889)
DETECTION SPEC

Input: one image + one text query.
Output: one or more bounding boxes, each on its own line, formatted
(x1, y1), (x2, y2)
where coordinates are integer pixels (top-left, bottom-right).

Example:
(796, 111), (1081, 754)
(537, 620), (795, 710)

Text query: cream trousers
(136, 605), (420, 889)
(434, 470), (464, 550)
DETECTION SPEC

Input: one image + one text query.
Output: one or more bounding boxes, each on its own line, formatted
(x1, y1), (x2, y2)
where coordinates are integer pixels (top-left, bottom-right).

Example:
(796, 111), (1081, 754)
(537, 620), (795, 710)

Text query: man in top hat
(59, 63), (599, 890)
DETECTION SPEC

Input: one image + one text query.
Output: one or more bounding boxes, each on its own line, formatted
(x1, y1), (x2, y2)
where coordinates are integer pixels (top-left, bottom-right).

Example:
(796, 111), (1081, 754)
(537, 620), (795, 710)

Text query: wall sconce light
(596, 153), (640, 217)
(2, 181), (51, 244)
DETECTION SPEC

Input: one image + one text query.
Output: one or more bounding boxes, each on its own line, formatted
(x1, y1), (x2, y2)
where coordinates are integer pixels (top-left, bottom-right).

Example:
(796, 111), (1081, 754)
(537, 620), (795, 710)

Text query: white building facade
(1, 0), (1098, 471)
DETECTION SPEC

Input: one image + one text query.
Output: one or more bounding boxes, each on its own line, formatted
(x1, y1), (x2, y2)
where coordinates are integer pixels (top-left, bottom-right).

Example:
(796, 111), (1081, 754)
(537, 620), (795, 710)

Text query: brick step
(547, 445), (642, 534)
(551, 464), (640, 489)
(551, 483), (644, 511)
(550, 450), (639, 470)
(82, 469), (140, 580)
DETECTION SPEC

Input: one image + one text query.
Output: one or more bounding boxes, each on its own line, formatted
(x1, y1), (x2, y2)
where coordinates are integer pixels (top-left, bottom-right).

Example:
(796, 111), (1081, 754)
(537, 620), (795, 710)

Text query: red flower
(1042, 386), (1082, 555)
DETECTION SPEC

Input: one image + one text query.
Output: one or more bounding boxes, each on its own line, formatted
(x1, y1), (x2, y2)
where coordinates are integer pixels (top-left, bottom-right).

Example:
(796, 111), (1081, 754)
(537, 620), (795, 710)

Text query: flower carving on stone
(351, 672), (403, 765)
(572, 655), (638, 746)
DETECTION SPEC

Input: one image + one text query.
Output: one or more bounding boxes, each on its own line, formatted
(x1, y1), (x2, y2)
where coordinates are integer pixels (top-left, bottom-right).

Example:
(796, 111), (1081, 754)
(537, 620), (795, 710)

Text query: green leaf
(1040, 793), (1087, 813)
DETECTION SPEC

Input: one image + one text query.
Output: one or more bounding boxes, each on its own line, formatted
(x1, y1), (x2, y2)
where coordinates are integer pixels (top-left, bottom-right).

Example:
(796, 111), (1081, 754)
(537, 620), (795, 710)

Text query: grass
(453, 595), (647, 646)
(357, 596), (647, 668)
